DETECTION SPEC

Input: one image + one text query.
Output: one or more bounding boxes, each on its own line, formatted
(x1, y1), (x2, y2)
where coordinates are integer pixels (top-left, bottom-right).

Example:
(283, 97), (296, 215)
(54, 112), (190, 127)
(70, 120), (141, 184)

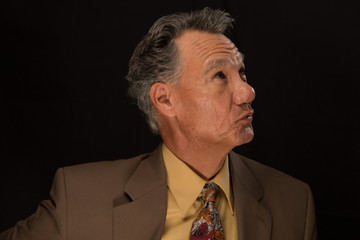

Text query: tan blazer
(0, 145), (317, 240)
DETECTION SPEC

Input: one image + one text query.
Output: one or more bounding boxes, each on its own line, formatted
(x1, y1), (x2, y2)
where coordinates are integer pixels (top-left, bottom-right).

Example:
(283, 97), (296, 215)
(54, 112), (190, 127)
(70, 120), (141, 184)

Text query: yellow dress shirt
(161, 144), (238, 240)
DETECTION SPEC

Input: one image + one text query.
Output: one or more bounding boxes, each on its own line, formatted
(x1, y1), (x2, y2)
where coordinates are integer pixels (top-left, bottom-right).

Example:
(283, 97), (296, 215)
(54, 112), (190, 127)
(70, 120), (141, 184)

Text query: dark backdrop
(1, 0), (359, 239)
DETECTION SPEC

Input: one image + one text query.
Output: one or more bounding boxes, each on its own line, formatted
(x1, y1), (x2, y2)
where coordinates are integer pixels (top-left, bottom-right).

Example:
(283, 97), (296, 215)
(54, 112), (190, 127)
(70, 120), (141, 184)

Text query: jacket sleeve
(0, 168), (68, 240)
(304, 184), (318, 240)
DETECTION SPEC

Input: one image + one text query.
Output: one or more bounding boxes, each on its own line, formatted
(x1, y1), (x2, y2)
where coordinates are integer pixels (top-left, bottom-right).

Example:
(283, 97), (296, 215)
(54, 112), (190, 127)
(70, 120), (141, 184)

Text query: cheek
(197, 97), (219, 118)
(176, 92), (206, 126)
(197, 97), (230, 127)
(211, 94), (233, 118)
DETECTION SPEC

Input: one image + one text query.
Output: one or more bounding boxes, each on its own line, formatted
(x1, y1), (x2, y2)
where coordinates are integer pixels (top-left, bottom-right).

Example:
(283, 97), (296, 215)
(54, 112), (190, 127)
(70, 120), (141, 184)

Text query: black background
(1, 0), (359, 239)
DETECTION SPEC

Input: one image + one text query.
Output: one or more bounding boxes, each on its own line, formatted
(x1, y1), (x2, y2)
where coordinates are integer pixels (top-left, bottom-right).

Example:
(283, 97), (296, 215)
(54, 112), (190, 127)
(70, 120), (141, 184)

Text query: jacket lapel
(113, 145), (168, 240)
(229, 152), (272, 240)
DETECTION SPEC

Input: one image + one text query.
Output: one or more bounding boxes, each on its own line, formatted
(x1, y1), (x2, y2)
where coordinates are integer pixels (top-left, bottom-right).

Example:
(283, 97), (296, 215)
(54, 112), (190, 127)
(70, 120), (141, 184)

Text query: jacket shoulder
(58, 153), (151, 195)
(235, 153), (309, 189)
(230, 152), (312, 208)
(63, 153), (149, 179)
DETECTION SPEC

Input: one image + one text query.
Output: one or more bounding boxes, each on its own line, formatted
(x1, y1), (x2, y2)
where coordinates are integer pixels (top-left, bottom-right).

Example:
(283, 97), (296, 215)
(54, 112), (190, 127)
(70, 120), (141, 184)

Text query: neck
(162, 132), (230, 180)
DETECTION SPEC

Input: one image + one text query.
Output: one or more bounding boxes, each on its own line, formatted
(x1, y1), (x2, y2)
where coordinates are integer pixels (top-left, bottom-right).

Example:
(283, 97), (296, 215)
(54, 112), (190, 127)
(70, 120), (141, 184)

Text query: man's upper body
(0, 8), (317, 240)
(0, 145), (317, 240)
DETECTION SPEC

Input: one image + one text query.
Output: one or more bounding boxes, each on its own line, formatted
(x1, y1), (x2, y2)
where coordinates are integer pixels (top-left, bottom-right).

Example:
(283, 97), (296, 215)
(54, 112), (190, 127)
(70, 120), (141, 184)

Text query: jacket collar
(229, 151), (272, 240)
(113, 145), (168, 240)
(124, 144), (167, 200)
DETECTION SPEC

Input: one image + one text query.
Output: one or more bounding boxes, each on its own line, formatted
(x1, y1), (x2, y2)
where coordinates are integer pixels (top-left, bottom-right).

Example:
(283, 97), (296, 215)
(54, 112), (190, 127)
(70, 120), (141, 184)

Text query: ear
(150, 82), (176, 117)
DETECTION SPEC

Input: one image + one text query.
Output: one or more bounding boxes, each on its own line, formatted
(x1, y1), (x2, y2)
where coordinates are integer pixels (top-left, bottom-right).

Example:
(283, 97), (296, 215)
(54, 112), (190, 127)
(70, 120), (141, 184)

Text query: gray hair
(125, 7), (234, 134)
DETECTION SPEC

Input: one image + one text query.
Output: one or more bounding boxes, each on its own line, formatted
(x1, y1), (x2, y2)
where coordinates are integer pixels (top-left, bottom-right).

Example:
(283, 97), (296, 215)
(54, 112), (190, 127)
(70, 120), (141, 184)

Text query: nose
(232, 80), (255, 106)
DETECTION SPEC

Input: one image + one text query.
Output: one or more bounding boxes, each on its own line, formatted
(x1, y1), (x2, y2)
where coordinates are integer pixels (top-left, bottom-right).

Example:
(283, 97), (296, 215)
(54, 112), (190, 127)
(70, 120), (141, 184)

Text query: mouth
(239, 110), (254, 121)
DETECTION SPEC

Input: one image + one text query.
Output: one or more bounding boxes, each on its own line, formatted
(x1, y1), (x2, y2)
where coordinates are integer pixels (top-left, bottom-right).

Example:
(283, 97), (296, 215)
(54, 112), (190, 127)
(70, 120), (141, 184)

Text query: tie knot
(201, 182), (220, 204)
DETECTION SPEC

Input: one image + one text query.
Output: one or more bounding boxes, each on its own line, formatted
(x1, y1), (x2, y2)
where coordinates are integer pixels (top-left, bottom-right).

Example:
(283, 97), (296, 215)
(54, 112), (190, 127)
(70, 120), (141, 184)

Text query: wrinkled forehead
(175, 30), (244, 67)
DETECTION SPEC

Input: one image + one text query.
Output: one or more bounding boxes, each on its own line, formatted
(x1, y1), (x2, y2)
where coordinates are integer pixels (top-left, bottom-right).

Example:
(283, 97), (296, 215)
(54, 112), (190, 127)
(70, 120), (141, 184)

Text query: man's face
(171, 30), (255, 150)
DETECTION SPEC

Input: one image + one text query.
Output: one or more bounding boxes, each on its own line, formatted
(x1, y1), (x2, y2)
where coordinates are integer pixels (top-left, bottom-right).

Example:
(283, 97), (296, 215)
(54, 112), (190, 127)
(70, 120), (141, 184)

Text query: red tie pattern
(189, 182), (224, 240)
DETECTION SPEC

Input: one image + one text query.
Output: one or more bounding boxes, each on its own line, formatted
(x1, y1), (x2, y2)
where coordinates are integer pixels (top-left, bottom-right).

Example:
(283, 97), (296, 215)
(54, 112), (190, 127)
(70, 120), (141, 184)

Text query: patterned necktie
(189, 182), (224, 240)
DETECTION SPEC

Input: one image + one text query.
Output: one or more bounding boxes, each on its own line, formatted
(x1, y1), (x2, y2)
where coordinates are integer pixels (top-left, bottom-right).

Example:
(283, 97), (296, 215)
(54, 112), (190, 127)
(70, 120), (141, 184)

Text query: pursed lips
(237, 110), (254, 122)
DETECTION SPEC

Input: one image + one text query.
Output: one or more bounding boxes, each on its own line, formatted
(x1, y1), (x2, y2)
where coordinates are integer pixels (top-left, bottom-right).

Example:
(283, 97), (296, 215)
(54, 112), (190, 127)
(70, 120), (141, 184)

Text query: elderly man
(0, 8), (317, 240)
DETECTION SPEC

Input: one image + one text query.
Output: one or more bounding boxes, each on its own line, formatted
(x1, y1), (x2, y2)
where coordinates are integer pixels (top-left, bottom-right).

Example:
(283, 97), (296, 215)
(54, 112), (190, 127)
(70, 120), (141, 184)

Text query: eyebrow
(203, 53), (245, 75)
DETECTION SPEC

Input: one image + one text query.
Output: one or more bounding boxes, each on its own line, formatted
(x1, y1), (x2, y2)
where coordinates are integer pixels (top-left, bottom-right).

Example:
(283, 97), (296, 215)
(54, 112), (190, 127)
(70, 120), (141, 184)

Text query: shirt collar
(162, 143), (234, 216)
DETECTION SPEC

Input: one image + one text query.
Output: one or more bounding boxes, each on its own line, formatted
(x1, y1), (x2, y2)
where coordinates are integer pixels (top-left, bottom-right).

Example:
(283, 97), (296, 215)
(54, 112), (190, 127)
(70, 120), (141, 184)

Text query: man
(0, 8), (317, 240)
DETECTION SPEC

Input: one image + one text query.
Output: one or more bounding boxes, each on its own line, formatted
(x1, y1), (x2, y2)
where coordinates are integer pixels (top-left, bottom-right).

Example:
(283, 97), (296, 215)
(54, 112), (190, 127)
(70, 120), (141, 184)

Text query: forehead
(175, 30), (243, 68)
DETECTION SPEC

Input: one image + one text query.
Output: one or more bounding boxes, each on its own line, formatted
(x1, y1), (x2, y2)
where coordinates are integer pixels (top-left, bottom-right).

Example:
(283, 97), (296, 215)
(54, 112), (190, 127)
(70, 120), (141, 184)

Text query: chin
(243, 134), (254, 144)
(235, 126), (254, 146)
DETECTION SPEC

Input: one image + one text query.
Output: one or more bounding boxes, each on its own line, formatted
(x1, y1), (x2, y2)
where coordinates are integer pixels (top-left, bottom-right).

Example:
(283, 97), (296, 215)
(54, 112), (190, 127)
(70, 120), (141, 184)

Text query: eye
(214, 71), (226, 80)
(238, 68), (247, 82)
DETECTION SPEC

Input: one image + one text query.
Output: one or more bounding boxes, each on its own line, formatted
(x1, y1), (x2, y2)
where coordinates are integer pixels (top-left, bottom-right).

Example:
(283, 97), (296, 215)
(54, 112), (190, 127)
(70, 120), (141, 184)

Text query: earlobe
(150, 82), (175, 117)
